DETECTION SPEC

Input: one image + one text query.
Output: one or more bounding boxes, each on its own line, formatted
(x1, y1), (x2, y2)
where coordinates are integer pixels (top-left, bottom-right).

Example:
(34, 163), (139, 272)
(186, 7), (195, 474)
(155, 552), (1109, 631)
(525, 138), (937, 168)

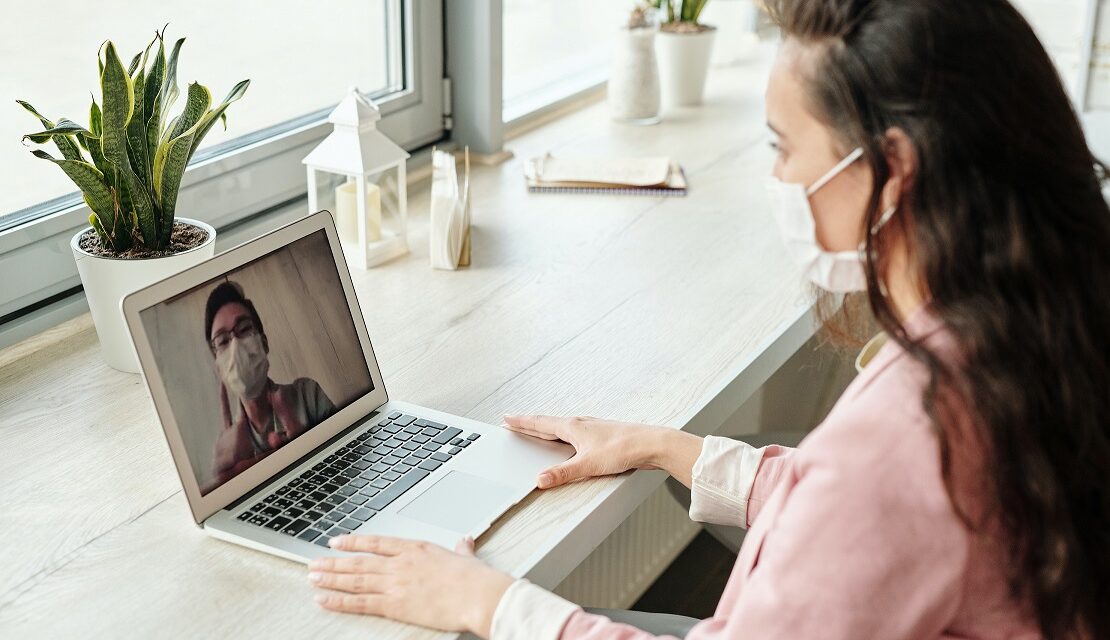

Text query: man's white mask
(216, 332), (270, 399)
(765, 147), (895, 293)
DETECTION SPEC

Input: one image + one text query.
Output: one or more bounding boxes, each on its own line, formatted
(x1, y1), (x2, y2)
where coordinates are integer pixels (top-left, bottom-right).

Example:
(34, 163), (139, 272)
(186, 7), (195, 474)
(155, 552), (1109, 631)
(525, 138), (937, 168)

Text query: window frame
(0, 0), (444, 326)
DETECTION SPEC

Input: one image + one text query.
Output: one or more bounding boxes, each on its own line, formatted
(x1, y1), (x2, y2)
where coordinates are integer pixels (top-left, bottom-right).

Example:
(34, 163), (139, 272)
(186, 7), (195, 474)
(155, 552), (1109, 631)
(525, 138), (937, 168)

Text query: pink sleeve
(558, 414), (968, 640)
(744, 444), (795, 527)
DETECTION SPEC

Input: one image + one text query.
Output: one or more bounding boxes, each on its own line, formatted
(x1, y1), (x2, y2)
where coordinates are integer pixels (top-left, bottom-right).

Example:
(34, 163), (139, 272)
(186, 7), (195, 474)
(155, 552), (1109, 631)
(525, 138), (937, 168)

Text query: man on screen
(204, 281), (336, 488)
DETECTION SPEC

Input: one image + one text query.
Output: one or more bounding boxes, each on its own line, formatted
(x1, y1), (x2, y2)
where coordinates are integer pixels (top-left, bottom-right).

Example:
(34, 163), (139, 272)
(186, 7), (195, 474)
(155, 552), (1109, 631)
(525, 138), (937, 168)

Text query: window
(502, 0), (628, 121)
(0, 0), (443, 325)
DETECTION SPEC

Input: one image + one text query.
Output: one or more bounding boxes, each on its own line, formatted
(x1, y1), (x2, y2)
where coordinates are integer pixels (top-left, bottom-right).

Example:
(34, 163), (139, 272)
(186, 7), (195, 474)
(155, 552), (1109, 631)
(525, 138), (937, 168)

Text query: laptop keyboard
(234, 412), (481, 548)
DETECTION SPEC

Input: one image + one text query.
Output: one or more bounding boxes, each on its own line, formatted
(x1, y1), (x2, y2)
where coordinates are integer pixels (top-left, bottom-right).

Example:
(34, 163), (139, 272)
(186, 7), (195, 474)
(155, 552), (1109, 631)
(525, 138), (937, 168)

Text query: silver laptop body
(122, 211), (571, 561)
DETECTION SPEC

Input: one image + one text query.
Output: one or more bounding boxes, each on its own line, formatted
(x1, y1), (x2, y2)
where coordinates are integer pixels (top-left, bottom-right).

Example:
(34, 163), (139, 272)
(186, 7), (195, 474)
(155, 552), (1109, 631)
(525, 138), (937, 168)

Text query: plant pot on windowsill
(656, 22), (717, 107)
(17, 29), (248, 372)
(70, 218), (216, 372)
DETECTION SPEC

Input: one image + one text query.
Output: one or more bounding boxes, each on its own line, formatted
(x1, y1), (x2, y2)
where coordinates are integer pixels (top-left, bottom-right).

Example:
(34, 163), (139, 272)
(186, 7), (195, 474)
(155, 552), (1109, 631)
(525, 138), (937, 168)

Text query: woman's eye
(769, 140), (785, 156)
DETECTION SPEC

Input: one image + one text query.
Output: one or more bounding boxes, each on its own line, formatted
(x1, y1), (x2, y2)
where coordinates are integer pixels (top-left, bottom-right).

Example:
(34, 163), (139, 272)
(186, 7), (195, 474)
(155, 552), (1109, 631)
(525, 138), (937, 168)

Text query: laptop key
(400, 441), (420, 451)
(351, 507), (376, 522)
(421, 427), (439, 437)
(347, 495), (368, 506)
(432, 427), (462, 445)
(422, 442), (440, 451)
(282, 519), (311, 536)
(261, 506), (282, 518)
(294, 499), (316, 511)
(337, 486), (357, 497)
(383, 424), (402, 434)
(327, 525), (351, 537)
(387, 411), (401, 419)
(323, 511), (343, 524)
(431, 452), (450, 463)
(403, 425), (421, 434)
(467, 433), (480, 441)
(382, 470), (401, 482)
(321, 482), (340, 494)
(393, 414), (416, 427)
(370, 478), (390, 489)
(367, 469), (430, 511)
(418, 460), (442, 472)
(314, 535), (333, 547)
(449, 446), (462, 455)
(306, 510), (325, 522)
(412, 448), (432, 459)
(324, 494), (345, 506)
(266, 516), (291, 531)
(237, 511), (252, 522)
(359, 487), (380, 498)
(348, 478), (369, 488)
(298, 528), (325, 542)
(284, 507), (305, 519)
(383, 455), (403, 465)
(336, 503), (357, 514)
(248, 514), (270, 526)
(308, 491), (328, 502)
(370, 462), (390, 473)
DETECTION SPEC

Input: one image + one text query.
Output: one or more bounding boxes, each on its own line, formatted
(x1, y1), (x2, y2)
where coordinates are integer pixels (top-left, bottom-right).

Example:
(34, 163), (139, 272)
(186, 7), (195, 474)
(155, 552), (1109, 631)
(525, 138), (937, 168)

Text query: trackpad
(399, 471), (514, 533)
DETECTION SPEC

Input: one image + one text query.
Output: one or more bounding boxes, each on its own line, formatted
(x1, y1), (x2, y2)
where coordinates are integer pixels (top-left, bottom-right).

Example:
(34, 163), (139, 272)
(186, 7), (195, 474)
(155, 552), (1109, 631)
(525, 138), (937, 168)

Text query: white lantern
(303, 87), (410, 268)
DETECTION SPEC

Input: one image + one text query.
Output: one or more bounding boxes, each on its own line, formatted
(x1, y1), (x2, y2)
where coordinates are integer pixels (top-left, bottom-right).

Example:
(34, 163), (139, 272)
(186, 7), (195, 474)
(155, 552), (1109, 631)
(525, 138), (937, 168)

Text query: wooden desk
(0, 57), (815, 638)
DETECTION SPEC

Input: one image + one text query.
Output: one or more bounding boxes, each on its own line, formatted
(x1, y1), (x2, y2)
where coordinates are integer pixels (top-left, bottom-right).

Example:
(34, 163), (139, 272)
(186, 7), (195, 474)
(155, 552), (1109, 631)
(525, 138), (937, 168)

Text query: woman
(304, 1), (1110, 638)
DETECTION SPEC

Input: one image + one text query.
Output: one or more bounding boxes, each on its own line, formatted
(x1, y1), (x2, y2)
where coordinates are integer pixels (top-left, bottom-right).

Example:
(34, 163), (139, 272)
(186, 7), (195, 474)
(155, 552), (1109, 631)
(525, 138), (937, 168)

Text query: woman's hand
(503, 415), (703, 489)
(309, 534), (513, 637)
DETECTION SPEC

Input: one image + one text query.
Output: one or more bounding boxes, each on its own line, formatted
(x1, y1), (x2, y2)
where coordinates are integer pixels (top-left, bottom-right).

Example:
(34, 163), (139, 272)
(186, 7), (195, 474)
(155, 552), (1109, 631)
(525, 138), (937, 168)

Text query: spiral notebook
(524, 154), (687, 196)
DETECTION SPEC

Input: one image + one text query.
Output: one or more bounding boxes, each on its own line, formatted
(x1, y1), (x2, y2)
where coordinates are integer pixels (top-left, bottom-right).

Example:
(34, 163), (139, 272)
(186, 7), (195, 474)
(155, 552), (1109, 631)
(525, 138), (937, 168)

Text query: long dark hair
(765, 1), (1110, 637)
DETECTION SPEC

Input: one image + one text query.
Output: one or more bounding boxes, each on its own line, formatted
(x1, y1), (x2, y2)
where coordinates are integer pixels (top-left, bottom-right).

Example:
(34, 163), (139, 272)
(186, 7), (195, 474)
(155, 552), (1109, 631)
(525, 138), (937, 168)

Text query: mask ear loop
(806, 147), (865, 195)
(861, 204), (898, 297)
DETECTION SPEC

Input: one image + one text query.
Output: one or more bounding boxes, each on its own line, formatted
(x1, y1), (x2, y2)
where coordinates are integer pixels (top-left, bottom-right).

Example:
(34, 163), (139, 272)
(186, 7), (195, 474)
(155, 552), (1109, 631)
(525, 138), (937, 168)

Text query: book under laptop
(121, 210), (571, 561)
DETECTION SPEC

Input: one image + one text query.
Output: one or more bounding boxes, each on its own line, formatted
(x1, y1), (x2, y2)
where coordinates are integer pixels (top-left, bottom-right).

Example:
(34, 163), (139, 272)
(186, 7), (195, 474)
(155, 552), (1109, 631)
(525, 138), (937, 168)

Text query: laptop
(121, 210), (572, 561)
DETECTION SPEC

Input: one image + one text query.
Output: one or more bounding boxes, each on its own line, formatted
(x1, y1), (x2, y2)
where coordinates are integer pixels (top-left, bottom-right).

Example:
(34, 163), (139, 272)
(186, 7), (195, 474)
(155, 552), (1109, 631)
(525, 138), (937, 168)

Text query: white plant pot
(656, 27), (717, 107)
(70, 218), (216, 373)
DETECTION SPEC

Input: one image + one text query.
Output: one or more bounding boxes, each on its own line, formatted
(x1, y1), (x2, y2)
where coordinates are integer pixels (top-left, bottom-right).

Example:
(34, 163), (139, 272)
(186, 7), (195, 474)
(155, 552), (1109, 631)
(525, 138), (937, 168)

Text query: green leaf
(127, 35), (158, 185)
(142, 35), (165, 125)
(160, 38), (186, 116)
(22, 119), (94, 141)
(169, 82), (211, 141)
(154, 121), (201, 244)
(186, 79), (249, 161)
(102, 41), (157, 246)
(89, 98), (102, 137)
(16, 102), (86, 161)
(127, 52), (142, 76)
(31, 149), (127, 249)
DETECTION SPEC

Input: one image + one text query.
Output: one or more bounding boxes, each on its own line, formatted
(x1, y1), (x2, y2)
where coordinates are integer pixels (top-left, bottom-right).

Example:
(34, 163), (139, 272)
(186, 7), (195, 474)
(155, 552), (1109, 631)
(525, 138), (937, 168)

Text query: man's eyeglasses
(210, 319), (259, 352)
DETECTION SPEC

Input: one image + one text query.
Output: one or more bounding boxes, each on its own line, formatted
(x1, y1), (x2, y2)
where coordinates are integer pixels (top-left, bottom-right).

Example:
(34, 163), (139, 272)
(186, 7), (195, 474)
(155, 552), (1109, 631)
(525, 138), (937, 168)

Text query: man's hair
(204, 281), (266, 352)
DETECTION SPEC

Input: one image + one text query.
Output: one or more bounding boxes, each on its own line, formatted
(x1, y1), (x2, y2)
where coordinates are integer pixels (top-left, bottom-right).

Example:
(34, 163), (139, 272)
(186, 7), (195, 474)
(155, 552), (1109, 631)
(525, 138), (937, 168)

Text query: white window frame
(0, 0), (444, 332)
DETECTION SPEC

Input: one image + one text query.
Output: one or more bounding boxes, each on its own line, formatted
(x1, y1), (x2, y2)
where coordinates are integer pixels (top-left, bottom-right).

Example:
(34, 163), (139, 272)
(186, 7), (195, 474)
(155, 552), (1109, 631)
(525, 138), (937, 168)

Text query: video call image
(140, 230), (374, 495)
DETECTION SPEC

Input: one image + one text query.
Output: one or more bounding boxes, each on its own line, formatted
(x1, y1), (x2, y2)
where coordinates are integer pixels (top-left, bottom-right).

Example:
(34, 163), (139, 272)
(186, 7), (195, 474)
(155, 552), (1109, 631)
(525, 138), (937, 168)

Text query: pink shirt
(490, 308), (1040, 639)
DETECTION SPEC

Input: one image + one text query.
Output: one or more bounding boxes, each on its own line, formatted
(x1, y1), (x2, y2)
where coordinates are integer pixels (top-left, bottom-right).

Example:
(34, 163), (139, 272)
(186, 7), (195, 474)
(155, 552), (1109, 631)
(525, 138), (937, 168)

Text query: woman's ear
(880, 127), (918, 211)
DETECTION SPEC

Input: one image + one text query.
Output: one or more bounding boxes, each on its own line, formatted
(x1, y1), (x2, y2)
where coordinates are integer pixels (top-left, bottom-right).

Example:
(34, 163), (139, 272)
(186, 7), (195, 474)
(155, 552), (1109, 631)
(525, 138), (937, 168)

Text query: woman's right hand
(503, 415), (699, 489)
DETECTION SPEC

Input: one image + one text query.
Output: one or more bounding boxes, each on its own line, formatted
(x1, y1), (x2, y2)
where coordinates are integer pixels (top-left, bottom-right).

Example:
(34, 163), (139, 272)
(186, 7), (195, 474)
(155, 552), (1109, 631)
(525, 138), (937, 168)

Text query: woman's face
(766, 40), (874, 252)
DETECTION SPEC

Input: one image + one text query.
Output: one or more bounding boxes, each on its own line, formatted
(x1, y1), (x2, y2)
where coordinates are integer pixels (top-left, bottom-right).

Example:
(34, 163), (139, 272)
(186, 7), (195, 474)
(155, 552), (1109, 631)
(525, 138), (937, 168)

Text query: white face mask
(765, 147), (895, 293)
(216, 332), (270, 399)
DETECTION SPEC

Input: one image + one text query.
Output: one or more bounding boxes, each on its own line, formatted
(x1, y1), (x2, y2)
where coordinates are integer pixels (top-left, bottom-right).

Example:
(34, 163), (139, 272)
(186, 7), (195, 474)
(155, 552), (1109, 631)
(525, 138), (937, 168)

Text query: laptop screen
(138, 229), (374, 496)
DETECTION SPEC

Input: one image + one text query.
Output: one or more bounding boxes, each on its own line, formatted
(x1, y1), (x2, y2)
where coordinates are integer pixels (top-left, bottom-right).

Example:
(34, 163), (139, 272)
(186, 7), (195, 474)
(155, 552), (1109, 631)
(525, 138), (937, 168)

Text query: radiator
(552, 482), (700, 609)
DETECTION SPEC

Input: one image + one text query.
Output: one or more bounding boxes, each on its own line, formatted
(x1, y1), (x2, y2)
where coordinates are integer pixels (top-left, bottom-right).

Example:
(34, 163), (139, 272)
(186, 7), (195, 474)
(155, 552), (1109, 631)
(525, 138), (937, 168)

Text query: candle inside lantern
(334, 180), (382, 244)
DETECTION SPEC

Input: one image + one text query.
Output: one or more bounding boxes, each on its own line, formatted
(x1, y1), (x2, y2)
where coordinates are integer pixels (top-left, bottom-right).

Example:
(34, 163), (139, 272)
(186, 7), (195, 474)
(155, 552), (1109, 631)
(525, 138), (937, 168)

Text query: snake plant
(651, 0), (711, 25)
(18, 29), (249, 253)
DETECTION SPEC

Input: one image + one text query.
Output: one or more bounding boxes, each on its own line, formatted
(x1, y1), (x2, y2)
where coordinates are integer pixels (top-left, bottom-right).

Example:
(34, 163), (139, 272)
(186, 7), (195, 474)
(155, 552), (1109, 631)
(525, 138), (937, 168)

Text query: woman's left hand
(308, 534), (514, 637)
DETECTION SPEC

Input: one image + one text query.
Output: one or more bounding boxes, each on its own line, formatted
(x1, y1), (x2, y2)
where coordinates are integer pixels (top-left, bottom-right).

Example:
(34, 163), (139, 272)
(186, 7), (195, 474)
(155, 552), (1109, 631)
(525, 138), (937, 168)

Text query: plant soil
(78, 221), (209, 259)
(660, 22), (715, 34)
